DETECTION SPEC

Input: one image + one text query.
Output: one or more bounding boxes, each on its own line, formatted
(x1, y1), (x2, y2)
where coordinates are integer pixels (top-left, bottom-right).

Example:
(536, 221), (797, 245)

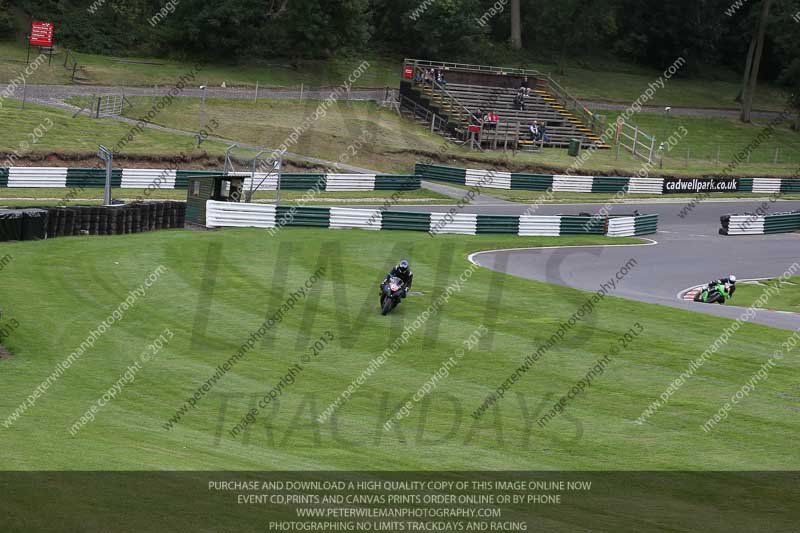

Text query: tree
(510, 0), (521, 50)
(770, 0), (800, 128)
(537, 0), (616, 75)
(370, 0), (486, 58)
(0, 1), (14, 38)
(740, 0), (773, 123)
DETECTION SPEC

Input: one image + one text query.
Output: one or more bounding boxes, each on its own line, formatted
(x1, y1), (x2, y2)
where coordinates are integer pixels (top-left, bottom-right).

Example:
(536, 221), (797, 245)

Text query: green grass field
(735, 277), (800, 314)
(0, 42), (399, 89)
(613, 112), (800, 168)
(0, 187), (454, 207)
(113, 96), (450, 173)
(112, 96), (800, 177)
(2, 89), (797, 180)
(0, 228), (797, 471)
(0, 98), (230, 156)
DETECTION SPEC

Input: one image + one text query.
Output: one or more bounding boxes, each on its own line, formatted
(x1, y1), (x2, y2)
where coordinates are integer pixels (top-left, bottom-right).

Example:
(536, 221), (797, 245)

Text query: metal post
(254, 81), (258, 102)
(71, 62), (77, 82)
(276, 150), (285, 206)
(648, 135), (654, 163)
(223, 144), (237, 175)
(247, 150), (266, 203)
(615, 139), (620, 161)
(300, 83), (304, 100)
(431, 113), (436, 133)
(199, 84), (207, 135)
(105, 155), (112, 205)
(686, 147), (690, 167)
(98, 145), (113, 206)
(21, 78), (26, 111)
(774, 147), (779, 164)
(716, 146), (720, 165)
(632, 126), (638, 156)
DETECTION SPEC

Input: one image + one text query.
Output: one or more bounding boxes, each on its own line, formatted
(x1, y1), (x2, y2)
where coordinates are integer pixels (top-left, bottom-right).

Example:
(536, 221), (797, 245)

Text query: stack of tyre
(45, 202), (186, 237)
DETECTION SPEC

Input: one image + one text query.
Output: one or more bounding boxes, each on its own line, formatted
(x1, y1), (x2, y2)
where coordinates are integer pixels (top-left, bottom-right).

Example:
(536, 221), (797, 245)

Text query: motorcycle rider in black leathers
(708, 275), (736, 296)
(384, 260), (413, 298)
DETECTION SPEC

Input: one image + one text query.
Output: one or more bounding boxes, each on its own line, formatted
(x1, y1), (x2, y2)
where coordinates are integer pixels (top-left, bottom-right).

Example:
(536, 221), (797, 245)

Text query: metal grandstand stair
(532, 88), (609, 149)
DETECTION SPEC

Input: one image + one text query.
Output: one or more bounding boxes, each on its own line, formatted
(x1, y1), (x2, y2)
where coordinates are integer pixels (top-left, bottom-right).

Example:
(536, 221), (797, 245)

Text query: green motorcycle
(694, 282), (733, 305)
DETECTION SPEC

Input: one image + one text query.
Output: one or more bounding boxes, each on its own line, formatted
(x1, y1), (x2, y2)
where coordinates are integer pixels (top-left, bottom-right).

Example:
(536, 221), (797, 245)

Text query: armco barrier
(415, 163), (798, 196)
(720, 211), (800, 236)
(8, 167), (67, 187)
(606, 215), (657, 237)
(206, 202), (276, 229)
(0, 168), (421, 192)
(206, 200), (658, 237)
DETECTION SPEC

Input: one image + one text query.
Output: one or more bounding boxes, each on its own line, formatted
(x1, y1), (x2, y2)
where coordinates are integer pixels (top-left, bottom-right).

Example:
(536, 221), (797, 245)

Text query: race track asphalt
(370, 184), (800, 330)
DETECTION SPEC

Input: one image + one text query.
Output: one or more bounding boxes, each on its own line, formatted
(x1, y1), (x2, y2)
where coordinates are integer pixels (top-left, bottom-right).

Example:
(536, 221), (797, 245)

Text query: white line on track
(467, 238), (658, 267)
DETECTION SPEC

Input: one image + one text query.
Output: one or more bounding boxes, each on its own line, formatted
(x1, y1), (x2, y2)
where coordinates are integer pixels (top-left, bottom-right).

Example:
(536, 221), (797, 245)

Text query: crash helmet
(729, 275), (736, 283)
(398, 260), (409, 273)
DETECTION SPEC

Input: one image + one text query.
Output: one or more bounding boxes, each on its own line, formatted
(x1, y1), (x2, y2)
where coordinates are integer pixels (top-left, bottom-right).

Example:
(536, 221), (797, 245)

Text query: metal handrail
(405, 58), (543, 78)
(413, 72), (482, 128)
(400, 93), (468, 141)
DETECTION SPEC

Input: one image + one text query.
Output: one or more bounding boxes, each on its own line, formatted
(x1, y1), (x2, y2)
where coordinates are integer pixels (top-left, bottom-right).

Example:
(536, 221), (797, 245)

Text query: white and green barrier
(415, 163), (798, 195)
(720, 211), (800, 236)
(206, 200), (658, 237)
(606, 214), (659, 236)
(0, 167), (421, 192)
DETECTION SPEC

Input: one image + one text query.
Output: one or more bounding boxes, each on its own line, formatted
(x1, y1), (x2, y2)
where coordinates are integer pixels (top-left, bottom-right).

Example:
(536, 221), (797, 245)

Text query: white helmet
(729, 275), (736, 283)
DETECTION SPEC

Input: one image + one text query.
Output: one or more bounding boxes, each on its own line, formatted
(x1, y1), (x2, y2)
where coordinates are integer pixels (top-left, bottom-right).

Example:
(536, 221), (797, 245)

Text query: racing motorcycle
(380, 276), (405, 315)
(693, 282), (733, 305)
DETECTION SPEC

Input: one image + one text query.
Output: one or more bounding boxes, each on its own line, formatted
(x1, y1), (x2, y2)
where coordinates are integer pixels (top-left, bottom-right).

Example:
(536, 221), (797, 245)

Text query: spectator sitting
(539, 122), (550, 143)
(520, 76), (531, 95)
(529, 122), (539, 141)
(436, 70), (447, 87)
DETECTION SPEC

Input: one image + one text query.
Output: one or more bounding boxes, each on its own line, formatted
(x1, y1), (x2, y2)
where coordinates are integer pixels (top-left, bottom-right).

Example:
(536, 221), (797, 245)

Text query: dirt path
(582, 100), (784, 120)
(19, 84), (391, 103)
(16, 84), (783, 119)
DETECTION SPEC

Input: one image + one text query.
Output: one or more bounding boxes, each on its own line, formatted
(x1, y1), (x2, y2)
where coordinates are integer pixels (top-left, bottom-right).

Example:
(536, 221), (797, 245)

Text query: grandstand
(399, 59), (611, 152)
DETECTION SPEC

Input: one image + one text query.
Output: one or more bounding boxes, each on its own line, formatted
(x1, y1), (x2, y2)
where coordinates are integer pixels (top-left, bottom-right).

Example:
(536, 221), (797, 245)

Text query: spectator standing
(515, 88), (526, 111)
(488, 110), (499, 129)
